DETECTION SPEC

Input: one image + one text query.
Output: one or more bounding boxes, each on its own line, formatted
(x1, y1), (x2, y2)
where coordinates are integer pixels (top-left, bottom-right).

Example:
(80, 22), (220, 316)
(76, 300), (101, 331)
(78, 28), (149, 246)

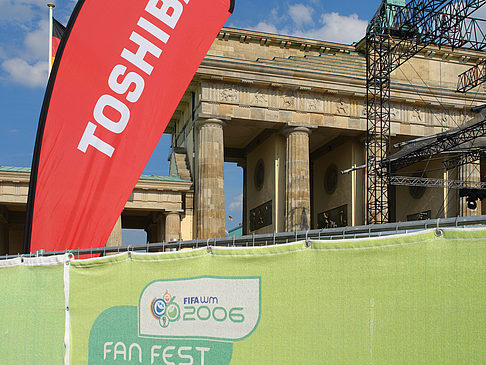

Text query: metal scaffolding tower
(365, 0), (486, 224)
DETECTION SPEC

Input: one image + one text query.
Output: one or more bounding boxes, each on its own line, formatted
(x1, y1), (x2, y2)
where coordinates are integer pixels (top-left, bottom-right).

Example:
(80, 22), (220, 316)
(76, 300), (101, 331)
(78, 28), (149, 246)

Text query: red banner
(24, 0), (234, 253)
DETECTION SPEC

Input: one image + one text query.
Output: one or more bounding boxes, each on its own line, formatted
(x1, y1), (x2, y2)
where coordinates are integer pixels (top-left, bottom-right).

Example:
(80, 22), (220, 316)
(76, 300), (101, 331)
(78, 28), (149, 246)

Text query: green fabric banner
(0, 256), (66, 364)
(1, 229), (485, 363)
(68, 229), (486, 364)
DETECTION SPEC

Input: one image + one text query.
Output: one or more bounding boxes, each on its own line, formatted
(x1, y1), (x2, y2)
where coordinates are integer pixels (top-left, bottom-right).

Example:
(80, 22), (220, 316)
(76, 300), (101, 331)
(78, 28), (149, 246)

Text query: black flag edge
(22, 0), (235, 253)
(23, 1), (86, 254)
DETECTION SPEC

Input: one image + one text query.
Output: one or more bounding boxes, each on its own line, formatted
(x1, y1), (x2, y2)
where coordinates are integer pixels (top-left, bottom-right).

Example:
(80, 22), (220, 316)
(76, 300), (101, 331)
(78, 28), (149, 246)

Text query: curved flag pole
(24, 0), (235, 254)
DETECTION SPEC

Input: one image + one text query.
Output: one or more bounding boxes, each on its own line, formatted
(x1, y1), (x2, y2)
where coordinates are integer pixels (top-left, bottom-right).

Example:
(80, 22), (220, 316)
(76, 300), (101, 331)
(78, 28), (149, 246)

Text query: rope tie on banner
(435, 218), (443, 237)
(127, 245), (133, 258)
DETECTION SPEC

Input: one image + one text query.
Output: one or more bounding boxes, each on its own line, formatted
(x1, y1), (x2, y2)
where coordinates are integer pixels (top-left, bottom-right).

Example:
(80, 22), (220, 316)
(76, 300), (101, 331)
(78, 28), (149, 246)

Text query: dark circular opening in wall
(324, 164), (338, 194)
(254, 159), (265, 191)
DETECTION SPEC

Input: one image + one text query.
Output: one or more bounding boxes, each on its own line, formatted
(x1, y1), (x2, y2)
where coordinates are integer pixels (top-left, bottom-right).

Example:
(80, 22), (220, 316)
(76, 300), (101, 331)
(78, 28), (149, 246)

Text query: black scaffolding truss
(366, 0), (486, 224)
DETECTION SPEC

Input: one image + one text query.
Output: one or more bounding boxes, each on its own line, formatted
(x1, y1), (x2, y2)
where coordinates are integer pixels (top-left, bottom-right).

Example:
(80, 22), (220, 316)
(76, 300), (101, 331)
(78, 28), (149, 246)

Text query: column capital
(195, 118), (226, 129)
(281, 126), (311, 138)
(165, 211), (182, 217)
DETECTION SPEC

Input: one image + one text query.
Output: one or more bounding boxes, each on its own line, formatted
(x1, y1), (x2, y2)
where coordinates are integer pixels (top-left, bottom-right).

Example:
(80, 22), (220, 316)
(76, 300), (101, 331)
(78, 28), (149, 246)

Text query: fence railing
(2, 215), (486, 260)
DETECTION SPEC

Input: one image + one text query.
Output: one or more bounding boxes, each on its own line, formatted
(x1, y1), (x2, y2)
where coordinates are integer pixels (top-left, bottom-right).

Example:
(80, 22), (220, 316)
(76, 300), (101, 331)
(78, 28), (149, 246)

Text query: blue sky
(0, 0), (374, 239)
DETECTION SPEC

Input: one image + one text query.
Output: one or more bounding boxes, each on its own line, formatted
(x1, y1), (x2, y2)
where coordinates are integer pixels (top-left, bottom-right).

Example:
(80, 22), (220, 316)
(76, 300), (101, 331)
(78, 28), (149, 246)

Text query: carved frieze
(220, 87), (239, 103)
(390, 104), (401, 121)
(200, 81), (473, 130)
(335, 98), (350, 116)
(410, 105), (423, 123)
(281, 91), (297, 109)
(251, 88), (268, 106)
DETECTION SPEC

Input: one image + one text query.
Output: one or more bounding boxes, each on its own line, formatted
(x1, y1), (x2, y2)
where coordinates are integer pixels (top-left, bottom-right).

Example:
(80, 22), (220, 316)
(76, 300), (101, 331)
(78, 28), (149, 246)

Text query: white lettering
(121, 32), (162, 75)
(162, 345), (176, 365)
(145, 0), (183, 29)
(108, 65), (145, 103)
(195, 347), (210, 365)
(151, 345), (162, 364)
(138, 17), (170, 44)
(129, 343), (143, 363)
(178, 346), (193, 365)
(77, 122), (115, 157)
(78, 0), (190, 157)
(103, 342), (113, 360)
(93, 94), (130, 134)
(114, 342), (127, 360)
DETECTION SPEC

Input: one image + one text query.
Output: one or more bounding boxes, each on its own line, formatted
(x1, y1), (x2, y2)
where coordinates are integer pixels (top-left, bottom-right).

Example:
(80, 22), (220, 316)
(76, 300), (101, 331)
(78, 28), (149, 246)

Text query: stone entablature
(0, 167), (194, 253)
(197, 80), (472, 137)
(169, 28), (486, 151)
(0, 167), (191, 213)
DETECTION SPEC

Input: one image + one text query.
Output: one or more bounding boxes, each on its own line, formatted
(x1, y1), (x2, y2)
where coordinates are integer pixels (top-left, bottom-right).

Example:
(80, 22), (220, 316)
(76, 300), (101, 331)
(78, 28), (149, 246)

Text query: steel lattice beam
(458, 58), (486, 92)
(365, 0), (486, 224)
(443, 150), (485, 169)
(389, 175), (486, 188)
(386, 117), (486, 170)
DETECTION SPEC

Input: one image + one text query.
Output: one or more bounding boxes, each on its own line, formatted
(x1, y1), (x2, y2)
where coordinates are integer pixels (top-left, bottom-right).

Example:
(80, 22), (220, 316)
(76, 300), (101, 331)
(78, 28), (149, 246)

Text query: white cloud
(241, 3), (368, 45)
(252, 21), (279, 34)
(1, 18), (49, 87)
(229, 194), (243, 211)
(24, 20), (49, 61)
(288, 4), (314, 28)
(0, 0), (45, 24)
(2, 58), (48, 87)
(295, 12), (368, 44)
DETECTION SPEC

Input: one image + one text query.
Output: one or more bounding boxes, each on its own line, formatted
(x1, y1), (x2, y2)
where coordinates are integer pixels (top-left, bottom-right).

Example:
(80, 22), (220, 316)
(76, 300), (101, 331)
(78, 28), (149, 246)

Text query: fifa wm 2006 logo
(140, 277), (261, 340)
(150, 290), (180, 328)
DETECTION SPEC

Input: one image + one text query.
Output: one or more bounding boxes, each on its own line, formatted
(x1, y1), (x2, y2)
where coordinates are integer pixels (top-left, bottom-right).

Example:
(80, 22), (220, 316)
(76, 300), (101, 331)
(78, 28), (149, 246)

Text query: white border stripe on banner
(64, 255), (72, 365)
(0, 253), (71, 267)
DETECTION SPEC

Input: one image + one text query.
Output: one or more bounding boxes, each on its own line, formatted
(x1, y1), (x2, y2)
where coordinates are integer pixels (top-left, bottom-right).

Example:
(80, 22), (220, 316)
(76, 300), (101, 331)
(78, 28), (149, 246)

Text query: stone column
(284, 126), (311, 231)
(105, 215), (122, 247)
(165, 212), (181, 242)
(196, 119), (225, 239)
